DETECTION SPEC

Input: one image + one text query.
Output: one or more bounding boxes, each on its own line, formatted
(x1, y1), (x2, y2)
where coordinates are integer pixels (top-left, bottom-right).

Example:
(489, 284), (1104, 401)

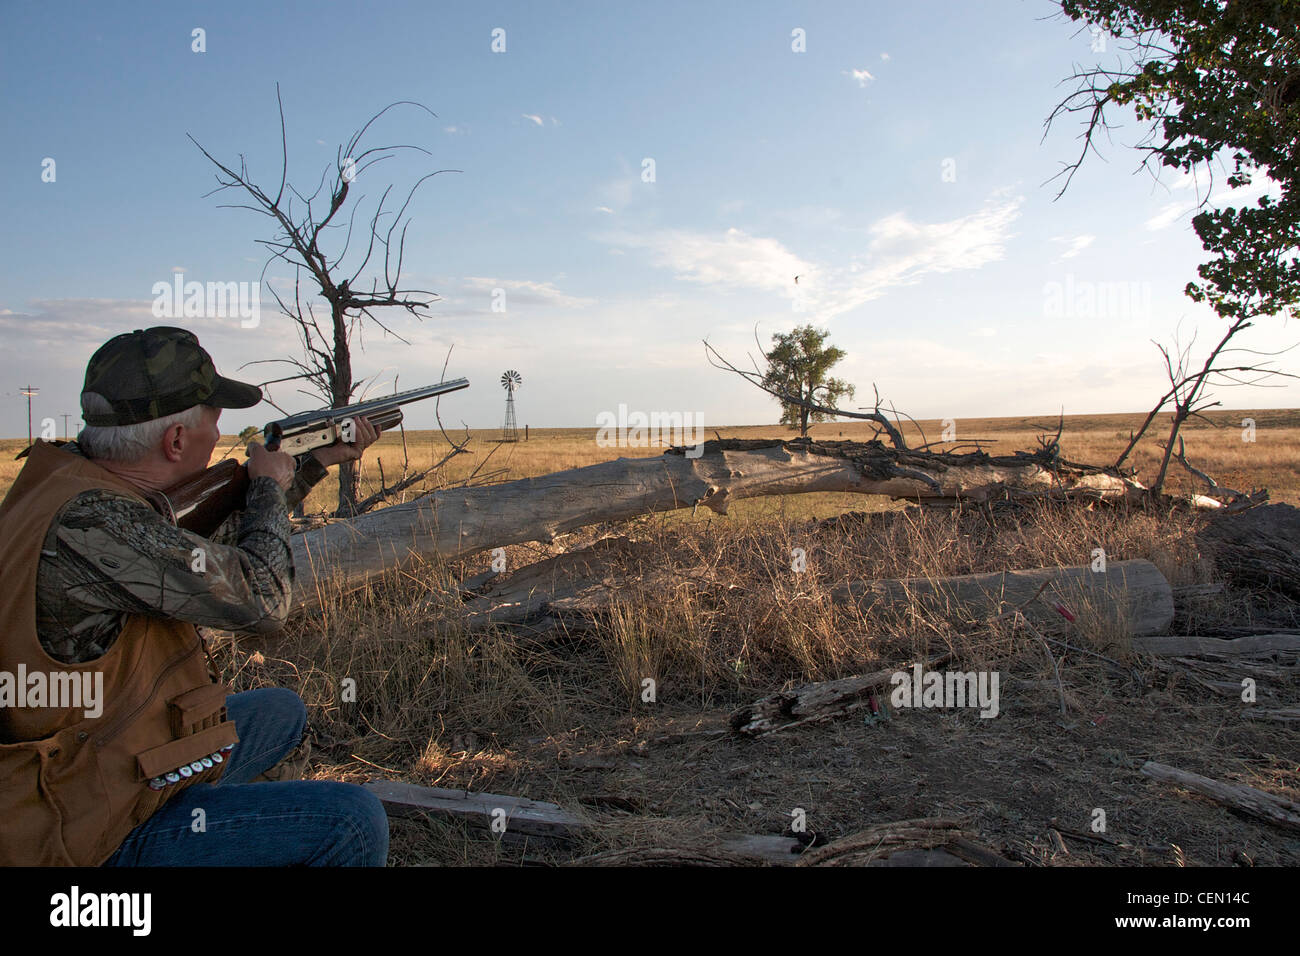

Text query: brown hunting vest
(0, 440), (238, 865)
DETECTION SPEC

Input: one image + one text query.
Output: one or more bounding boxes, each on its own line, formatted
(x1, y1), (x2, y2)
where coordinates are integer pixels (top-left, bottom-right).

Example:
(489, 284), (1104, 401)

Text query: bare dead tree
(1114, 318), (1298, 496)
(190, 84), (460, 517)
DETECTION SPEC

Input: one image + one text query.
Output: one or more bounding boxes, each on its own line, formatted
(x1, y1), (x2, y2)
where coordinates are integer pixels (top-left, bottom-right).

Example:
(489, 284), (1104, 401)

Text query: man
(0, 327), (388, 866)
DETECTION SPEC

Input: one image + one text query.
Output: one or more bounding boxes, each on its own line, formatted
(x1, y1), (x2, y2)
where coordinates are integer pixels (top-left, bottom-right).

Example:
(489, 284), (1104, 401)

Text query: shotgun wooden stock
(164, 458), (251, 536)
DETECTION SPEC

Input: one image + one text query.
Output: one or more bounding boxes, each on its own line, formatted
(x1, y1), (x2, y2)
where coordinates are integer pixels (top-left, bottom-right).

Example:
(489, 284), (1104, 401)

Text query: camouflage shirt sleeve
(35, 476), (299, 664)
(206, 452), (330, 545)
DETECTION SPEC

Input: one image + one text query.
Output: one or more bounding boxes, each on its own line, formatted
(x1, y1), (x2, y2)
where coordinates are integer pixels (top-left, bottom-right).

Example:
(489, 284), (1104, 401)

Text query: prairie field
(4, 409), (1298, 866)
(3, 407), (1297, 509)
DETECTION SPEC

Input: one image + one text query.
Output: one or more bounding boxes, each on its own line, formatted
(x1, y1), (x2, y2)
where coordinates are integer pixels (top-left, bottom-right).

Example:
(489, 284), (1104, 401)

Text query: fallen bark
(730, 657), (952, 736)
(1141, 761), (1300, 833)
(291, 439), (1153, 610)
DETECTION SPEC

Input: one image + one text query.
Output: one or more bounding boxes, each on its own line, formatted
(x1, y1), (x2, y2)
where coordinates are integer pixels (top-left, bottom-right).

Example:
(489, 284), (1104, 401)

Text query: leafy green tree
(761, 325), (856, 437)
(1049, 0), (1299, 321)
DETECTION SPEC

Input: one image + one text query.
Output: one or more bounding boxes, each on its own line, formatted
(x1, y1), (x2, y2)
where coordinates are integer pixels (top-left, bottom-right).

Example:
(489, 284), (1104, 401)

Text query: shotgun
(161, 378), (470, 535)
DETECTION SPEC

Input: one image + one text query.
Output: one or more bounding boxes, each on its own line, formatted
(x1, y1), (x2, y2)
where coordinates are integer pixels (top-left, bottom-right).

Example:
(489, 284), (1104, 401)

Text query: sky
(1, 0), (1295, 440)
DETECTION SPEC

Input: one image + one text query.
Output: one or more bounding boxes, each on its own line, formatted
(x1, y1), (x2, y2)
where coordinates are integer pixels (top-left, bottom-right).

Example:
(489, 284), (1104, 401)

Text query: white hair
(78, 392), (208, 463)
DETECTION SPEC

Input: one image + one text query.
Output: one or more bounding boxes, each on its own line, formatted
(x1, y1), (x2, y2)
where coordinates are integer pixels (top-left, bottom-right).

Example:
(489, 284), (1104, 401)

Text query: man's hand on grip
(246, 442), (295, 491)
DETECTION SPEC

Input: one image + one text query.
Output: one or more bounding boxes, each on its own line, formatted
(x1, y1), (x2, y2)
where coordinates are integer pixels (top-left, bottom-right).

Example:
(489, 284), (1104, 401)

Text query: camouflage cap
(82, 327), (263, 426)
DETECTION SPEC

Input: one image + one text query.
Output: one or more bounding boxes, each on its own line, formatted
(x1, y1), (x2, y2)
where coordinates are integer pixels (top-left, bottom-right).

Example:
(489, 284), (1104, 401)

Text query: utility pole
(19, 385), (38, 448)
(61, 413), (71, 441)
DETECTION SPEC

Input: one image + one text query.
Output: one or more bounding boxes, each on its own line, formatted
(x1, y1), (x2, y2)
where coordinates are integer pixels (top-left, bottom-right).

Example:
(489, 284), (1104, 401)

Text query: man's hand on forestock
(246, 441), (295, 491)
(310, 414), (381, 469)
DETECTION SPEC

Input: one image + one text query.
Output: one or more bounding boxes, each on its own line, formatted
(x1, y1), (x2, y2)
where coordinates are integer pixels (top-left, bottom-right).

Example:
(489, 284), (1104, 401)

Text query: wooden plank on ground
(367, 779), (808, 863)
(1131, 634), (1300, 658)
(1141, 761), (1300, 833)
(365, 780), (586, 840)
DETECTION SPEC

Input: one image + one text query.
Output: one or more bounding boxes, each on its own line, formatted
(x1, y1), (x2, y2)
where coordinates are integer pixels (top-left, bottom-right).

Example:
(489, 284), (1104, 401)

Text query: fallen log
(291, 439), (1152, 610)
(832, 559), (1173, 637)
(438, 534), (1170, 641)
(1140, 761), (1300, 833)
(1131, 634), (1300, 658)
(730, 657), (952, 736)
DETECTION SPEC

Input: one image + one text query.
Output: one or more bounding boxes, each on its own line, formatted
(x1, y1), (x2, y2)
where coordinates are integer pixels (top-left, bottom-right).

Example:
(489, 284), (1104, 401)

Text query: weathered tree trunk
(291, 439), (1151, 610)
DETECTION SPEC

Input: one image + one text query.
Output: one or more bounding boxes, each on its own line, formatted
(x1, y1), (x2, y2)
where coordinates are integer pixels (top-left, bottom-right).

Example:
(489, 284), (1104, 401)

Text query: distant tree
(761, 325), (856, 437)
(237, 425), (260, 444)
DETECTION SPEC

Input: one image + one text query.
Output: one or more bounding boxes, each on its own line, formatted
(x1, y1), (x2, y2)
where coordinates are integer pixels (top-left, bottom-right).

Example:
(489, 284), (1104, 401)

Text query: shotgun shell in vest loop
(189, 761), (204, 774)
(165, 772), (182, 784)
(210, 752), (223, 764)
(149, 777), (167, 791)
(178, 765), (193, 778)
(200, 756), (213, 769)
(220, 744), (234, 754)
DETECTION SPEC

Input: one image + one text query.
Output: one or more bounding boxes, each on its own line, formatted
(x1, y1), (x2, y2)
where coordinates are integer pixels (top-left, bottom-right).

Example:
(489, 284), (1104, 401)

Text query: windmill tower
(500, 370), (522, 442)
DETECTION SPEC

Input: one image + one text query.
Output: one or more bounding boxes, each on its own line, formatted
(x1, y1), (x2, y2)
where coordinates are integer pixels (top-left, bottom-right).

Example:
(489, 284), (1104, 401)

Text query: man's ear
(160, 422), (187, 463)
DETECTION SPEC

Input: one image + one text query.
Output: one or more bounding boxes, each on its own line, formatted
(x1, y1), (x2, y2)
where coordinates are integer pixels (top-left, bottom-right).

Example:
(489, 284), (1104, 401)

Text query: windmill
(500, 370), (522, 442)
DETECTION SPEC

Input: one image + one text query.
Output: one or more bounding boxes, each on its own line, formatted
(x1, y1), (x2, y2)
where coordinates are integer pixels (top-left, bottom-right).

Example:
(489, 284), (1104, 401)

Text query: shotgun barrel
(165, 377), (470, 534)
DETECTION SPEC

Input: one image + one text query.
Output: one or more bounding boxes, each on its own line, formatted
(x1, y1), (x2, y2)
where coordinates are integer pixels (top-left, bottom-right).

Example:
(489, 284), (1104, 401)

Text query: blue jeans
(103, 688), (389, 866)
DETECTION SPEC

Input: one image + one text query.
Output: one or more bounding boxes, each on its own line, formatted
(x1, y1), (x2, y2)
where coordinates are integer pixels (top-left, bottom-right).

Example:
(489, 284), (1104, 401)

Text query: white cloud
(815, 196), (1023, 318)
(603, 194), (1023, 321)
(459, 276), (596, 309)
(844, 68), (875, 87)
(971, 327), (997, 337)
(1051, 234), (1095, 260)
(522, 114), (544, 126)
(611, 227), (816, 295)
(1145, 202), (1187, 231)
(595, 205), (614, 214)
(880, 52), (891, 62)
